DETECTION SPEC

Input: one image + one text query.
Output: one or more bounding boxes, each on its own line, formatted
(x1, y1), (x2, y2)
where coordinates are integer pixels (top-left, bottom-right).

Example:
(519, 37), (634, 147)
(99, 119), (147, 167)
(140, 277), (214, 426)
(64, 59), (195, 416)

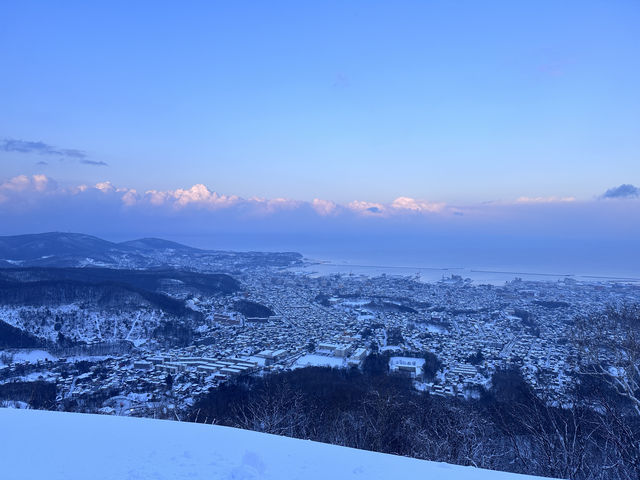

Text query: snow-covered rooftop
(0, 408), (553, 480)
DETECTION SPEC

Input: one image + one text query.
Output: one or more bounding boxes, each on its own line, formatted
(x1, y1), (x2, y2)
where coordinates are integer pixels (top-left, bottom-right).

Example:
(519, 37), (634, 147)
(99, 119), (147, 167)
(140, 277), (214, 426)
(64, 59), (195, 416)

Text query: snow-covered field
(6, 349), (57, 364)
(0, 408), (554, 480)
(293, 353), (345, 369)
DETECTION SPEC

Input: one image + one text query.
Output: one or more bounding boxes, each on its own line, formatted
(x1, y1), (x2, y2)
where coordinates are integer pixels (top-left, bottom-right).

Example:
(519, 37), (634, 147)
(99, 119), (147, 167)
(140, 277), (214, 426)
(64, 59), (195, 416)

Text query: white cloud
(0, 174), (455, 218)
(248, 197), (302, 214)
(72, 184), (89, 193)
(95, 181), (116, 193)
(311, 198), (338, 216)
(515, 196), (576, 204)
(121, 189), (138, 207)
(150, 184), (241, 209)
(390, 197), (445, 213)
(347, 200), (385, 215)
(0, 174), (56, 197)
(32, 174), (50, 192)
(144, 189), (168, 206)
(346, 197), (447, 216)
(2, 174), (604, 226)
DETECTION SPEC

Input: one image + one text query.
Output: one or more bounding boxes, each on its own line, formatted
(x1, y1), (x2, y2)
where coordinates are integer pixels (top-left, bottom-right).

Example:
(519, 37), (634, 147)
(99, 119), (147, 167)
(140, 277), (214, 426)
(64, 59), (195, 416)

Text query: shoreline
(294, 257), (640, 284)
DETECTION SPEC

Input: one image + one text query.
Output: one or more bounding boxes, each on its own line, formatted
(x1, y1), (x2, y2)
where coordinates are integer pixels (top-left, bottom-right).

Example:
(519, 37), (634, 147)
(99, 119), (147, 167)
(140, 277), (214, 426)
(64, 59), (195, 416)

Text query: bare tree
(521, 401), (599, 478)
(413, 402), (506, 470)
(232, 380), (307, 438)
(573, 304), (640, 479)
(575, 305), (640, 415)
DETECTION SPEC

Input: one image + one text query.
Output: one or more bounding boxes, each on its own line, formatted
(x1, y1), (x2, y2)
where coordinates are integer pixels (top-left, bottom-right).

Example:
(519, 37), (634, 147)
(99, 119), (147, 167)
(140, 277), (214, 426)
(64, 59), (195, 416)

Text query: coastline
(292, 256), (640, 285)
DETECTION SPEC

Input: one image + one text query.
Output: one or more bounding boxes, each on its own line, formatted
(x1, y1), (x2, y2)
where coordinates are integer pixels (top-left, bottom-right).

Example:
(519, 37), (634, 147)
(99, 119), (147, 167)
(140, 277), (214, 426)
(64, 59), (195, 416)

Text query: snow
(0, 400), (29, 409)
(293, 354), (346, 369)
(380, 345), (403, 353)
(0, 408), (552, 480)
(9, 349), (57, 364)
(0, 304), (165, 344)
(390, 356), (426, 376)
(390, 356), (426, 367)
(0, 371), (58, 384)
(126, 392), (152, 403)
(426, 323), (446, 333)
(195, 324), (209, 333)
(244, 355), (268, 367)
(65, 355), (112, 363)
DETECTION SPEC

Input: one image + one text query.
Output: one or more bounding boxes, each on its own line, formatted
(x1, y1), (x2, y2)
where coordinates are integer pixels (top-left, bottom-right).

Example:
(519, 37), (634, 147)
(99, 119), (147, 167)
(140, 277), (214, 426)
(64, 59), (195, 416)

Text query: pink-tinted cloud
(2, 174), (640, 277)
(515, 196), (576, 204)
(1, 174), (637, 229)
(144, 184), (241, 210)
(0, 174), (57, 203)
(311, 198), (339, 216)
(390, 197), (446, 213)
(347, 200), (386, 215)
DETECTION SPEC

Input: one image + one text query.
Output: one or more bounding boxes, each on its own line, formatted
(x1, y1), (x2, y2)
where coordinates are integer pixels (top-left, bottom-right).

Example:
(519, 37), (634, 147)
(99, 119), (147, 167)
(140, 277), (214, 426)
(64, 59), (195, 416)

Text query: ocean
(290, 253), (640, 286)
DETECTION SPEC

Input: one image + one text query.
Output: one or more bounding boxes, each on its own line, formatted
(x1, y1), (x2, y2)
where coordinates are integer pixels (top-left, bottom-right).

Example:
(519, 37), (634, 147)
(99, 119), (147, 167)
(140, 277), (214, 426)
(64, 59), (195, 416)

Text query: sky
(1, 1), (639, 273)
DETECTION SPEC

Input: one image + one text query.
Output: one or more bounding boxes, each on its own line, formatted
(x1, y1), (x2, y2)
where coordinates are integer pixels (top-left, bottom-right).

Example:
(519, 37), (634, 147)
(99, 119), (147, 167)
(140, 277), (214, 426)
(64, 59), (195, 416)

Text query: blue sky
(1, 1), (639, 203)
(1, 2), (639, 274)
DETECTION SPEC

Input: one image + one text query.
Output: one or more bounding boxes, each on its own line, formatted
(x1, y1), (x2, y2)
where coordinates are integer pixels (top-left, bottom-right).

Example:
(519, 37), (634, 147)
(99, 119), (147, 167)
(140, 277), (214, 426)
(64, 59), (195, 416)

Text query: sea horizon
(292, 252), (640, 285)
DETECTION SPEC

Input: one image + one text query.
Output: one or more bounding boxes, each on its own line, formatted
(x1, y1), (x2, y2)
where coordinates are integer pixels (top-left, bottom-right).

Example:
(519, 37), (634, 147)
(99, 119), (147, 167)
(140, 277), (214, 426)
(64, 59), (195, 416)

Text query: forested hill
(0, 267), (240, 295)
(0, 267), (240, 348)
(0, 232), (303, 269)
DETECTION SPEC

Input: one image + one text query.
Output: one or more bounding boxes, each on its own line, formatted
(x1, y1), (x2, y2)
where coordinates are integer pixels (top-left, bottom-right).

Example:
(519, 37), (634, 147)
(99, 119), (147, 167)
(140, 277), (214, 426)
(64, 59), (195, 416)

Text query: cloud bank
(1, 175), (639, 276)
(1, 175), (638, 222)
(0, 175), (461, 219)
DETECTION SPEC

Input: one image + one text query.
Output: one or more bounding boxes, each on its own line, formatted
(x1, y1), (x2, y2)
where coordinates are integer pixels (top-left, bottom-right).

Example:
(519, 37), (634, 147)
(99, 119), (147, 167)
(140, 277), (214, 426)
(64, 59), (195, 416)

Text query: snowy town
(2, 260), (638, 418)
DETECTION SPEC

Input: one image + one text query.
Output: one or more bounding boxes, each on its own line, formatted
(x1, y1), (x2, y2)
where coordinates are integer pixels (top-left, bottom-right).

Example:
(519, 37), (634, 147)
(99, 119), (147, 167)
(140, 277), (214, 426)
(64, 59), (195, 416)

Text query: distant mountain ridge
(0, 232), (301, 348)
(0, 232), (130, 261)
(0, 232), (303, 269)
(118, 237), (203, 252)
(0, 232), (197, 262)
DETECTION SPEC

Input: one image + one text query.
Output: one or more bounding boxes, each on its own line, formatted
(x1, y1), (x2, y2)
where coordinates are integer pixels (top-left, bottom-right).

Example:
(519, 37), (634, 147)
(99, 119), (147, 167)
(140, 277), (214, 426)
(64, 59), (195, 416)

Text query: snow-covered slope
(0, 408), (553, 480)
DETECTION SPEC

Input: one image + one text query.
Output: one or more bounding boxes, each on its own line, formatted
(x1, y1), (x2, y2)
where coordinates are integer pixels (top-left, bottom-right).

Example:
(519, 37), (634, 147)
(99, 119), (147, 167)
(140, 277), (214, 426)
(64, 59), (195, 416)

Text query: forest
(190, 348), (640, 480)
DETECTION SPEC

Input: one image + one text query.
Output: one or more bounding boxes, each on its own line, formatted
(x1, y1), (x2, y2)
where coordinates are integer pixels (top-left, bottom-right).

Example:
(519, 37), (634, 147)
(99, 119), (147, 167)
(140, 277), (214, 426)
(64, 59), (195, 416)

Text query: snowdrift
(0, 408), (554, 480)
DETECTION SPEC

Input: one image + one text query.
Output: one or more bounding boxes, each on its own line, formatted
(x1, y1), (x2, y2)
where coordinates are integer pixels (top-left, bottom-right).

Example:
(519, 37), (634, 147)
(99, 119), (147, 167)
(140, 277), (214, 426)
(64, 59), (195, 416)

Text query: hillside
(0, 267), (239, 347)
(0, 232), (303, 269)
(0, 408), (554, 480)
(0, 232), (128, 261)
(0, 267), (240, 296)
(118, 237), (203, 252)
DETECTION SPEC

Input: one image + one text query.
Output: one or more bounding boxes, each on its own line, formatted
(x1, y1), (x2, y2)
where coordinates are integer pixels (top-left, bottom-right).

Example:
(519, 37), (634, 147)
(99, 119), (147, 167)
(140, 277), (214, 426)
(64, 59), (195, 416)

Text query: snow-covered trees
(574, 305), (640, 478)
